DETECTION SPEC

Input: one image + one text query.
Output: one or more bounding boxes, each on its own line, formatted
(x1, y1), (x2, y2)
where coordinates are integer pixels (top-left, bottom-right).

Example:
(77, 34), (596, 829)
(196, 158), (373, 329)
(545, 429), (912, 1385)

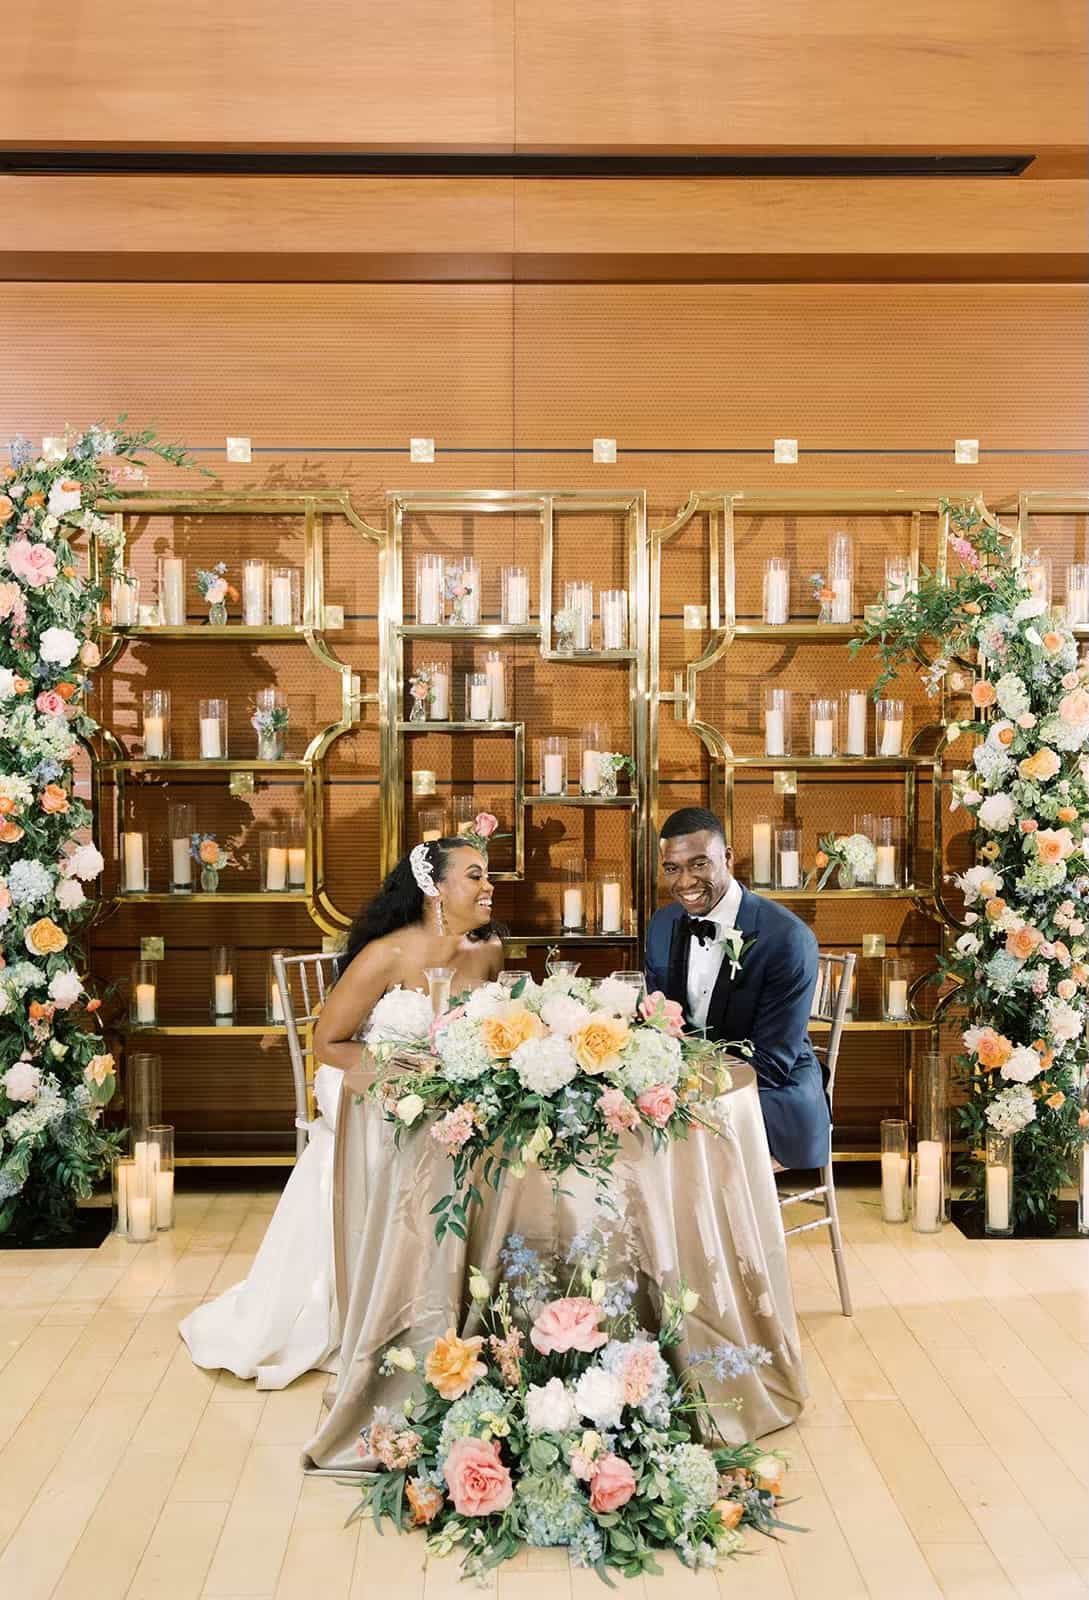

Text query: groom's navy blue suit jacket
(644, 885), (831, 1170)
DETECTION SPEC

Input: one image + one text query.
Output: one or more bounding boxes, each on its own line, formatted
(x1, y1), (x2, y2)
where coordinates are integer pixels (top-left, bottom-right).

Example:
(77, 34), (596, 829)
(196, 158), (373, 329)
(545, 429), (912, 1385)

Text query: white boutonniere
(718, 928), (756, 980)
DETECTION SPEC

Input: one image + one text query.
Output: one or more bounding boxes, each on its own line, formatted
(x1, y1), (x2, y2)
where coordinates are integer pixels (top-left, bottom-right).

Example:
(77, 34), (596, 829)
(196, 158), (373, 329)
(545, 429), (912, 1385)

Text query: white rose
(2, 1060), (42, 1102)
(1046, 998), (1083, 1045)
(464, 982), (509, 1021)
(1013, 596), (1047, 621)
(1001, 1045), (1044, 1084)
(38, 627), (81, 667)
(47, 969), (83, 1009)
(573, 1367), (624, 1431)
(469, 1270), (490, 1301)
(0, 668), (17, 701)
(395, 1093), (425, 1126)
(67, 843), (105, 881)
(978, 793), (1016, 832)
(47, 480), (82, 517)
(55, 877), (86, 911)
(0, 987), (10, 1017)
(589, 1278), (606, 1304)
(40, 438), (67, 463)
(540, 994), (592, 1037)
(955, 932), (982, 956)
(681, 1289), (700, 1313)
(525, 1377), (578, 1435)
(591, 977), (641, 1018)
(384, 1345), (417, 1372)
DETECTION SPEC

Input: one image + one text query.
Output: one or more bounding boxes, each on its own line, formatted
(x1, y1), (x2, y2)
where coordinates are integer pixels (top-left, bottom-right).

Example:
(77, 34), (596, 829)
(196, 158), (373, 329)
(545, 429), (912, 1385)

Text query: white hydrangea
(838, 833), (877, 877)
(2, 1061), (41, 1102)
(957, 865), (1004, 904)
(436, 1015), (493, 1083)
(65, 843), (105, 881)
(1044, 996), (1083, 1047)
(463, 982), (509, 1021)
(615, 1028), (682, 1095)
(1000, 1045), (1044, 1083)
(6, 859), (54, 907)
(540, 994), (593, 1037)
(0, 773), (34, 809)
(1012, 595), (1047, 621)
(0, 669), (19, 701)
(47, 969), (83, 1009)
(978, 793), (1016, 832)
(985, 1084), (1037, 1136)
(38, 626), (80, 667)
(591, 977), (642, 1018)
(55, 877), (86, 912)
(511, 1035), (578, 1096)
(573, 1366), (624, 1430)
(535, 972), (594, 1006)
(364, 985), (434, 1044)
(994, 673), (1031, 719)
(1037, 714), (1088, 753)
(525, 1377), (577, 1435)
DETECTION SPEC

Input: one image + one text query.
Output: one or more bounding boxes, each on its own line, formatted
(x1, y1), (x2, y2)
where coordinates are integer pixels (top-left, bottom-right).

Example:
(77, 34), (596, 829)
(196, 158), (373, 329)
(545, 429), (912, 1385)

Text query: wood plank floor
(0, 1183), (1085, 1600)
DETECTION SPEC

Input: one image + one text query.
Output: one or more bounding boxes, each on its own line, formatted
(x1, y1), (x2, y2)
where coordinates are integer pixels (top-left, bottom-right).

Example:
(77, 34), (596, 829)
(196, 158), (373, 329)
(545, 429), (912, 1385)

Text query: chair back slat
(270, 951), (343, 1158)
(809, 951), (857, 1114)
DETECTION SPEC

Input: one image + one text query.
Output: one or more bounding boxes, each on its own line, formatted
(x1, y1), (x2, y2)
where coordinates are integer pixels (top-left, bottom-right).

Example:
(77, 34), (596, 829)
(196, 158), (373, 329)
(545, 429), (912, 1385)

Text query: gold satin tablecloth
(303, 1058), (807, 1472)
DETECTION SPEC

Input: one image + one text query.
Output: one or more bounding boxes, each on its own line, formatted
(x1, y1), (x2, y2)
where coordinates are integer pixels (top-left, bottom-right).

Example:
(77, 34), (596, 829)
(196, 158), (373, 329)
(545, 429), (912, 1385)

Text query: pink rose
(638, 991), (685, 1036)
(5, 539), (57, 588)
(636, 1083), (678, 1127)
(472, 811), (498, 839)
(1059, 688), (1089, 727)
(443, 1437), (513, 1517)
(589, 1454), (637, 1513)
(1062, 671), (1080, 690)
(35, 690), (66, 716)
(598, 1086), (639, 1136)
(79, 640), (101, 668)
(530, 1297), (608, 1356)
(204, 578), (228, 604)
(1058, 978), (1077, 1000)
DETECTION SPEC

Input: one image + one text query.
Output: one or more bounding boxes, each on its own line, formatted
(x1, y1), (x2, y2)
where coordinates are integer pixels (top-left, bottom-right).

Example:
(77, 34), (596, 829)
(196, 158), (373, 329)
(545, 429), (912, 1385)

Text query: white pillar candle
(543, 753), (565, 794)
(469, 681), (490, 721)
(287, 847), (306, 886)
(160, 558), (184, 625)
(765, 567), (789, 625)
(581, 749), (602, 794)
(430, 669), (450, 720)
(418, 567), (441, 625)
(143, 715), (165, 759)
(915, 1139), (943, 1230)
(112, 581), (134, 626)
(876, 844), (897, 886)
(813, 718), (834, 758)
(214, 973), (235, 1015)
(128, 1196), (153, 1243)
(879, 718), (904, 757)
(243, 563), (266, 626)
(421, 827), (442, 842)
(155, 1171), (175, 1231)
(846, 692), (867, 756)
(562, 887), (584, 928)
(752, 822), (772, 884)
(270, 981), (286, 1022)
(485, 658), (506, 719)
(506, 571), (529, 624)
(270, 573), (293, 625)
(265, 847), (288, 891)
(601, 593), (627, 650)
(135, 982), (157, 1024)
(765, 708), (785, 756)
(122, 831), (145, 893)
(171, 837), (191, 887)
(886, 978), (909, 1019)
(1067, 588), (1089, 625)
(601, 881), (622, 934)
(199, 717), (222, 759)
(779, 850), (801, 888)
(880, 1152), (908, 1223)
(116, 1165), (129, 1236)
(985, 1164), (1010, 1232)
(830, 575), (852, 624)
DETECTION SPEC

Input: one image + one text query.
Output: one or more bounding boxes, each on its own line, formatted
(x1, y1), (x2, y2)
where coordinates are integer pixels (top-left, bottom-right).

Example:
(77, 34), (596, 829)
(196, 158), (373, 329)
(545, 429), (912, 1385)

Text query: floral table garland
(855, 499), (1089, 1228)
(0, 423), (194, 1240)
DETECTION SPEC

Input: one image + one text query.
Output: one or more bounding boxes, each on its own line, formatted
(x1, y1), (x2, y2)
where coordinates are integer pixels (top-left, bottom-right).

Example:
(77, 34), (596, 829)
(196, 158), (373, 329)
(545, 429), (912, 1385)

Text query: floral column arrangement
(0, 422), (195, 1240)
(857, 500), (1089, 1230)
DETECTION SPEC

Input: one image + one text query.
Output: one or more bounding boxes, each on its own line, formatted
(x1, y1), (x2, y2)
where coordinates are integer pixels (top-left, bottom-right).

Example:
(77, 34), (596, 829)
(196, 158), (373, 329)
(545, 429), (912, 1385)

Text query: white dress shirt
(686, 877), (743, 1033)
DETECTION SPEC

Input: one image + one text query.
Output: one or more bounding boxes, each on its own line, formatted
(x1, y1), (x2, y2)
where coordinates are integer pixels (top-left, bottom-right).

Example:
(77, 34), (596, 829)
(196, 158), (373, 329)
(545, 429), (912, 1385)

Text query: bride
(179, 838), (503, 1388)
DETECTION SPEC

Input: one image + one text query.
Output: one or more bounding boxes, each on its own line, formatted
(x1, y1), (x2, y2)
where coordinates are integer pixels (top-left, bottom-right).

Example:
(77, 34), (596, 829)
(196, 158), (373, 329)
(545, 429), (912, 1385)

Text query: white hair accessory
(410, 843), (439, 898)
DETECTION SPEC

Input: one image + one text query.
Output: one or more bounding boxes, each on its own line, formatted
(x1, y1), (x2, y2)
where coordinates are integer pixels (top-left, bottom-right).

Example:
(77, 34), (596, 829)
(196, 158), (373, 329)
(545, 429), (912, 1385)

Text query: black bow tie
(687, 918), (718, 946)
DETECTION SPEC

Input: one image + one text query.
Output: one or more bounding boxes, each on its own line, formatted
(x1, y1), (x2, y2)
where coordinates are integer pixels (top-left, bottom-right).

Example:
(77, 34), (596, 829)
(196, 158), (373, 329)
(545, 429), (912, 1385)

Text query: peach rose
(1036, 828), (1075, 865)
(424, 1328), (487, 1400)
(1057, 979), (1077, 1001)
(480, 1006), (545, 1059)
(984, 897), (1007, 923)
(405, 1478), (444, 1526)
(996, 725), (1015, 747)
(589, 1453), (637, 1513)
(1046, 1091), (1066, 1110)
(975, 1030), (1013, 1070)
(197, 839), (220, 864)
(597, 1086), (640, 1135)
(443, 1437), (513, 1518)
(1042, 631), (1066, 655)
(571, 1014), (631, 1075)
(637, 1083), (678, 1126)
(753, 1454), (787, 1494)
(971, 681), (996, 708)
(0, 886), (10, 911)
(1079, 1110), (1089, 1130)
(0, 580), (20, 618)
(1057, 806), (1079, 823)
(713, 1499), (745, 1530)
(1006, 925), (1043, 961)
(84, 1052), (115, 1086)
(40, 783), (70, 814)
(1019, 747), (1061, 782)
(24, 491), (44, 509)
(12, 675), (29, 694)
(54, 682), (78, 702)
(0, 820), (25, 844)
(1020, 818), (1038, 834)
(0, 493), (13, 522)
(25, 918), (68, 956)
(79, 640), (101, 669)
(530, 1297), (608, 1356)
(1059, 688), (1089, 727)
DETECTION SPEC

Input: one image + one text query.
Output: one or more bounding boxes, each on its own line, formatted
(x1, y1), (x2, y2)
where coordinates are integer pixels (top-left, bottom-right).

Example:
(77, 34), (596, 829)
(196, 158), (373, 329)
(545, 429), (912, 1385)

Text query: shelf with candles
(399, 623), (541, 640)
(505, 932), (639, 947)
(724, 755), (932, 770)
(523, 793), (637, 808)
(732, 622), (863, 641)
(539, 649), (639, 664)
(102, 624), (309, 640)
(117, 890), (312, 904)
(122, 1014), (289, 1036)
(398, 721), (522, 734)
(103, 759), (310, 774)
(808, 1018), (933, 1033)
(764, 887), (934, 901)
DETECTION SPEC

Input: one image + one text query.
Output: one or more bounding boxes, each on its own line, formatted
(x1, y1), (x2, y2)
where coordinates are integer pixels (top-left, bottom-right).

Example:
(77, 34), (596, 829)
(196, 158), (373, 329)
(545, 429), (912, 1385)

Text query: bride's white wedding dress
(178, 1062), (343, 1389)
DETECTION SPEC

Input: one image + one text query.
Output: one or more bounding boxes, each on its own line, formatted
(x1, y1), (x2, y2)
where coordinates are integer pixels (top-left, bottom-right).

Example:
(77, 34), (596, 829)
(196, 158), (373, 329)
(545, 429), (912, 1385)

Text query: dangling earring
(435, 896), (446, 936)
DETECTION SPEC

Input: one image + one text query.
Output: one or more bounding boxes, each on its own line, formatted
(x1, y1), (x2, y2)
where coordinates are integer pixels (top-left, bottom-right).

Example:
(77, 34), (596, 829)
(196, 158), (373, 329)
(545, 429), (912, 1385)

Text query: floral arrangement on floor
(346, 1231), (794, 1582)
(854, 498), (1089, 1227)
(365, 974), (749, 1242)
(808, 831), (876, 890)
(0, 421), (196, 1239)
(194, 562), (238, 625)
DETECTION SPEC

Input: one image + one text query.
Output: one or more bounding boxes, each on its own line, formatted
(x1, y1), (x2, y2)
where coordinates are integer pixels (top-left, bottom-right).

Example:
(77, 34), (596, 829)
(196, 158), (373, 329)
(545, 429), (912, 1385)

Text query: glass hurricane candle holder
(485, 651), (506, 719)
(765, 687), (792, 757)
(130, 961), (159, 1027)
(121, 826), (149, 894)
(827, 532), (853, 624)
(763, 558), (790, 625)
(884, 554), (915, 608)
(607, 971), (646, 1008)
(128, 1053), (162, 1150)
(540, 735), (567, 795)
(882, 957), (910, 1021)
(242, 558), (267, 626)
(157, 554), (186, 626)
(875, 816), (904, 887)
(880, 1119), (909, 1223)
(876, 698), (905, 757)
(596, 861), (624, 935)
(499, 969), (532, 991)
(912, 1052), (948, 1234)
(809, 697), (838, 758)
(600, 589), (629, 651)
(198, 698), (228, 760)
(751, 814), (773, 886)
(466, 671), (490, 722)
(168, 802), (195, 894)
(146, 1125), (175, 1232)
(418, 807), (446, 843)
(287, 816), (307, 888)
(254, 687), (288, 760)
(1066, 564), (1089, 626)
(141, 688), (171, 761)
(270, 565), (301, 626)
(775, 827), (801, 889)
(415, 553), (444, 626)
(842, 688), (867, 757)
(267, 955), (288, 1024)
(113, 1156), (155, 1243)
(501, 565), (531, 625)
(1023, 554), (1051, 608)
(580, 724), (606, 795)
(561, 857), (587, 931)
(261, 830), (289, 892)
(212, 946), (236, 1022)
(424, 966), (454, 1018)
(110, 571), (139, 628)
(449, 557), (481, 626)
(852, 812), (877, 884)
(984, 1130), (1014, 1237)
(452, 795), (476, 836)
(562, 580), (593, 653)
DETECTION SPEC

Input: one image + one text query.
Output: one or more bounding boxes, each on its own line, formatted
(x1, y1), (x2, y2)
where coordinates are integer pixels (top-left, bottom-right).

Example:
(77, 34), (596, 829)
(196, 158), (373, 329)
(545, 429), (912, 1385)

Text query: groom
(644, 807), (831, 1171)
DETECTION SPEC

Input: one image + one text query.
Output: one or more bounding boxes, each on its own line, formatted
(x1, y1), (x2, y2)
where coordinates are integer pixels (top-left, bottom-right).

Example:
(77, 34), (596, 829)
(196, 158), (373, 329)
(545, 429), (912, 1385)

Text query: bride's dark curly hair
(341, 838), (499, 971)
